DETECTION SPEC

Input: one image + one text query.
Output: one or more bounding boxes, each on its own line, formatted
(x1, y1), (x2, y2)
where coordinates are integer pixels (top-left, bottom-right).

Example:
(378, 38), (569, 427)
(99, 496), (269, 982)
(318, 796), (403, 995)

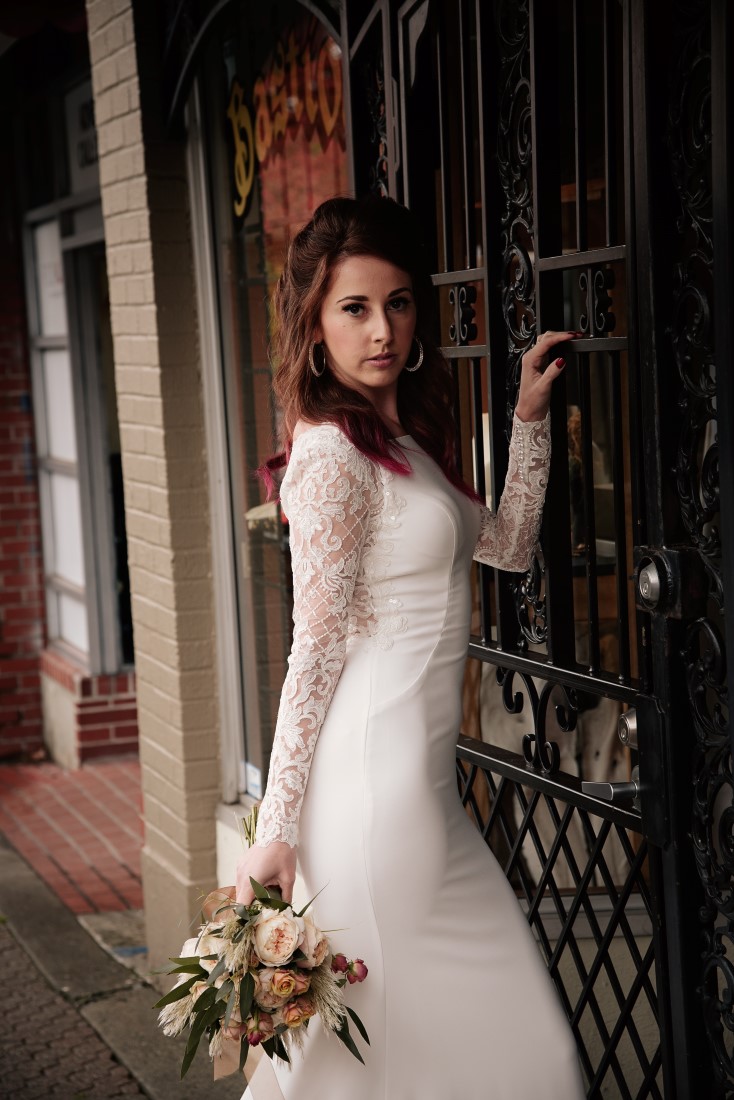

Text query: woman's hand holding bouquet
(154, 807), (369, 1081)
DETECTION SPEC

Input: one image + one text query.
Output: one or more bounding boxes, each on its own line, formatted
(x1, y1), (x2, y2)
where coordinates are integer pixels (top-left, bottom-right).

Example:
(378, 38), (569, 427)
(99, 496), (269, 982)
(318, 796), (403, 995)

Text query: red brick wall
(40, 650), (138, 762)
(0, 142), (45, 760)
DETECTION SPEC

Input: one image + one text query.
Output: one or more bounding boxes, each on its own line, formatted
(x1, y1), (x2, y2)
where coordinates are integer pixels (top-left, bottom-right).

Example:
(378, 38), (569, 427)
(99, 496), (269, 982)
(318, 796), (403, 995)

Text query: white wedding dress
(242, 415), (585, 1100)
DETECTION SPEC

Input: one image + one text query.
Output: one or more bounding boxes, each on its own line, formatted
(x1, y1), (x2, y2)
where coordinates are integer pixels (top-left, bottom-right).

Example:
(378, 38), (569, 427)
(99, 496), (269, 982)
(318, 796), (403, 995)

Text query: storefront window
(199, 2), (348, 796)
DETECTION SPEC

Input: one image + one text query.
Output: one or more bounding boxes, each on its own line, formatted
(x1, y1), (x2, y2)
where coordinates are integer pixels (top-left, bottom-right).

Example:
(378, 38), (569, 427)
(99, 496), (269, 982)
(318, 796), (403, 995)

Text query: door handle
(582, 766), (641, 812)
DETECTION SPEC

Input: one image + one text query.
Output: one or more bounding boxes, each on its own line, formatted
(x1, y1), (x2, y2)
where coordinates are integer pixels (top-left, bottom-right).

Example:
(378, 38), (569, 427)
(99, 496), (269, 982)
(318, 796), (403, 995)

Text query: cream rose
(296, 913), (329, 969)
(252, 907), (304, 966)
(255, 968), (288, 1010)
(270, 968), (297, 999)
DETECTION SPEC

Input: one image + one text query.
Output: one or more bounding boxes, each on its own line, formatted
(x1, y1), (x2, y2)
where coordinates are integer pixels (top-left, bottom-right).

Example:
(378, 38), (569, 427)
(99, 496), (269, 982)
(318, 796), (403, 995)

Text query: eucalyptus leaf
(239, 1035), (250, 1073)
(191, 985), (217, 1014)
(272, 1034), (290, 1063)
(250, 877), (270, 901)
(214, 902), (237, 916)
(180, 1008), (208, 1078)
(153, 974), (197, 1010)
(206, 956), (228, 986)
(215, 979), (234, 1003)
(168, 961), (207, 976)
(346, 1006), (370, 1045)
(335, 1015), (365, 1065)
(295, 883), (328, 918)
(239, 971), (255, 1020)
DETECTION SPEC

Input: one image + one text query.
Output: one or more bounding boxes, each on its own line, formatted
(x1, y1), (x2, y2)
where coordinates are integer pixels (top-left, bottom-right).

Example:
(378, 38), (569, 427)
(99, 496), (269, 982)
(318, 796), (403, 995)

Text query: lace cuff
(255, 426), (375, 848)
(473, 411), (551, 571)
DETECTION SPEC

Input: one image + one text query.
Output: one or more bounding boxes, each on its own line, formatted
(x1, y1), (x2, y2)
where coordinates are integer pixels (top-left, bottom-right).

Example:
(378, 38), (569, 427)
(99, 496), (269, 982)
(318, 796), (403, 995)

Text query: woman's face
(315, 255), (417, 402)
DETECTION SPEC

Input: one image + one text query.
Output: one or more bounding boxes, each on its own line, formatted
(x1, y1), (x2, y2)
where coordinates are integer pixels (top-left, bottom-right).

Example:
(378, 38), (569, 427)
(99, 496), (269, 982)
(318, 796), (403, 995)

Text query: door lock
(637, 563), (661, 608)
(617, 709), (638, 750)
(582, 766), (641, 812)
(633, 546), (707, 618)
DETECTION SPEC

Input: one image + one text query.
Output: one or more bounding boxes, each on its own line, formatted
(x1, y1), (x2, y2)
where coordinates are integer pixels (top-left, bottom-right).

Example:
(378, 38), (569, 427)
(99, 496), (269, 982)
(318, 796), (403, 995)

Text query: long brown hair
(259, 195), (475, 499)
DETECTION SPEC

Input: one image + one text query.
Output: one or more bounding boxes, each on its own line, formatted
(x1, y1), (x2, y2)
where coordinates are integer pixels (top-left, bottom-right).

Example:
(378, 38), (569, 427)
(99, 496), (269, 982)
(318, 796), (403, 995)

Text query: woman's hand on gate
(515, 330), (576, 423)
(235, 839), (297, 906)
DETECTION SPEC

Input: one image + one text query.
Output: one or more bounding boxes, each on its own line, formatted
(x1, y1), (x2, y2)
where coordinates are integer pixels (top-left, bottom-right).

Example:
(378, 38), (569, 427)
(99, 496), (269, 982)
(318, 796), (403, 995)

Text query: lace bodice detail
(255, 414), (550, 848)
(473, 412), (551, 572)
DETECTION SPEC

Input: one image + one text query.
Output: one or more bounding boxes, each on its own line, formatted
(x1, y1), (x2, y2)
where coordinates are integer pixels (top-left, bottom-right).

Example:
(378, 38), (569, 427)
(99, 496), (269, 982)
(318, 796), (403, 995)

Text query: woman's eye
(388, 296), (410, 311)
(342, 302), (364, 316)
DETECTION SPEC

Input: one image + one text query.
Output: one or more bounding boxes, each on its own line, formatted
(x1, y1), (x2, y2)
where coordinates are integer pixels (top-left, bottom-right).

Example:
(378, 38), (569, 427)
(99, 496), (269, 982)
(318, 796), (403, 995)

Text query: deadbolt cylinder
(638, 562), (662, 607)
(618, 710), (638, 749)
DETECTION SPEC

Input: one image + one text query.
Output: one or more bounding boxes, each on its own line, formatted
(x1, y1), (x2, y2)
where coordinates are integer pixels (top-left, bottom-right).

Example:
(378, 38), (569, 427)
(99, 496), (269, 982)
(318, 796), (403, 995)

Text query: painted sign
(227, 19), (344, 218)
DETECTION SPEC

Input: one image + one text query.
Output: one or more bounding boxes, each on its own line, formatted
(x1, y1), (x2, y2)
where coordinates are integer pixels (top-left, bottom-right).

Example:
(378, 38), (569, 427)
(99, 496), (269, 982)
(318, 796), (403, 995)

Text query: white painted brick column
(86, 0), (221, 969)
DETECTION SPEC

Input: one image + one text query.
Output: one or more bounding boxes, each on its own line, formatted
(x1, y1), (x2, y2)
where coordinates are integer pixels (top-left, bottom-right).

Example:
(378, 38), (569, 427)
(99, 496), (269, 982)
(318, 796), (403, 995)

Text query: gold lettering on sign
(226, 18), (345, 218)
(227, 79), (255, 218)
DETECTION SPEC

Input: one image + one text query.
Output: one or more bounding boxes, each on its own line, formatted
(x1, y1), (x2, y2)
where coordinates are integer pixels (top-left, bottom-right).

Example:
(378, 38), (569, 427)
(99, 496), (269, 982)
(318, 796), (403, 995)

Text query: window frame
(22, 192), (125, 673)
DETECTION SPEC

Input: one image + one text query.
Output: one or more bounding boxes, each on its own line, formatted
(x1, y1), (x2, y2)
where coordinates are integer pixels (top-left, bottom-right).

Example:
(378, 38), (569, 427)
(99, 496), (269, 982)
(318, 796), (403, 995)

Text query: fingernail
(556, 357), (565, 367)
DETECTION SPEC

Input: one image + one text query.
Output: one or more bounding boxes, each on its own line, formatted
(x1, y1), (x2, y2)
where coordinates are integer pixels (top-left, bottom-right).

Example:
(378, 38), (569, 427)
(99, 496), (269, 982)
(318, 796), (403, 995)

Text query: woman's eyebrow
(335, 286), (412, 303)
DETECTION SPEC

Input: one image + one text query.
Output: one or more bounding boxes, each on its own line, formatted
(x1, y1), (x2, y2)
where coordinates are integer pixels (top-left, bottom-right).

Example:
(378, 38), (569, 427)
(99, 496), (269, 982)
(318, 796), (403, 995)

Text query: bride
(236, 195), (585, 1099)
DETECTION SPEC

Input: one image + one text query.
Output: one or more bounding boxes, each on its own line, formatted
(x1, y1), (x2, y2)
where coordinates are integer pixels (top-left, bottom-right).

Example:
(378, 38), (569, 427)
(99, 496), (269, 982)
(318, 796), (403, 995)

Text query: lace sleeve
(255, 427), (374, 848)
(473, 412), (551, 572)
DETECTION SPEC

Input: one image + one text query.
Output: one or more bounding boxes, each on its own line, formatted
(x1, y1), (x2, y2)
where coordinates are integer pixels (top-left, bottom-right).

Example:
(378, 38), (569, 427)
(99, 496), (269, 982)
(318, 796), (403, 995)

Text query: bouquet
(154, 807), (369, 1080)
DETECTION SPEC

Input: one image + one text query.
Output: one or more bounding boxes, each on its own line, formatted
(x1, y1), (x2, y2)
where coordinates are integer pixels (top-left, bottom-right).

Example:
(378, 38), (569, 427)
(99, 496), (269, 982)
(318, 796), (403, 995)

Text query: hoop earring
(405, 337), (424, 372)
(309, 342), (326, 378)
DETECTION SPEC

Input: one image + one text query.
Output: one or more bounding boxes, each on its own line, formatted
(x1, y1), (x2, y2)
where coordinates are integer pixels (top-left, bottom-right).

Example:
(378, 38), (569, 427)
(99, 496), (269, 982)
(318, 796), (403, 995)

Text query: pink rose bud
(347, 959), (368, 984)
(345, 959), (365, 985)
(331, 953), (349, 974)
(246, 1010), (275, 1047)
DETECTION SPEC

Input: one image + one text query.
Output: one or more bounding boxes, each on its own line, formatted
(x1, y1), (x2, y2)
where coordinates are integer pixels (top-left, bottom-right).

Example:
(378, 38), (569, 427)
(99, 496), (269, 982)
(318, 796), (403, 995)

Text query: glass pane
(49, 472), (85, 587)
(57, 591), (89, 654)
(33, 220), (67, 336)
(42, 349), (77, 462)
(199, 2), (348, 790)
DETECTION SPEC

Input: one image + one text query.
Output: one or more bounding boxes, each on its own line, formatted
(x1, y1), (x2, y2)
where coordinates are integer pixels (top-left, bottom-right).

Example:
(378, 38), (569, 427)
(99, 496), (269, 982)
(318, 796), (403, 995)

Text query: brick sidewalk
(0, 761), (143, 913)
(0, 920), (146, 1099)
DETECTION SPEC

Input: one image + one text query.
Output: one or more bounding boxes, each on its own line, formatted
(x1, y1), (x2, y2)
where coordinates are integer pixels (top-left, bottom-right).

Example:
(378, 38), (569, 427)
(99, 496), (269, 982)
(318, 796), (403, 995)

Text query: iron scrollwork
(669, 0), (734, 1089)
(496, 666), (578, 775)
(496, 0), (535, 431)
(513, 547), (547, 646)
(364, 56), (389, 197)
(496, 0), (546, 649)
(578, 266), (616, 336)
(448, 284), (477, 346)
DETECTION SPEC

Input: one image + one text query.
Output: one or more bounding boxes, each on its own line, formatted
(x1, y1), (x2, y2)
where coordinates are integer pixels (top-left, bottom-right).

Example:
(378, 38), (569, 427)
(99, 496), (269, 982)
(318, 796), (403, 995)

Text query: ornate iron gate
(340, 0), (734, 1096)
(157, 0), (734, 1092)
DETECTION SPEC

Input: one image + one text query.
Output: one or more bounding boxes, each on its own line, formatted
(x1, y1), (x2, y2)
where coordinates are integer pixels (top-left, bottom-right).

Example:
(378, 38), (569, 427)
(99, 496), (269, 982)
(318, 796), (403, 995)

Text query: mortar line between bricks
(77, 767), (144, 838)
(5, 794), (136, 910)
(86, 765), (143, 818)
(76, 774), (145, 840)
(45, 780), (143, 857)
(0, 816), (98, 911)
(8, 784), (116, 858)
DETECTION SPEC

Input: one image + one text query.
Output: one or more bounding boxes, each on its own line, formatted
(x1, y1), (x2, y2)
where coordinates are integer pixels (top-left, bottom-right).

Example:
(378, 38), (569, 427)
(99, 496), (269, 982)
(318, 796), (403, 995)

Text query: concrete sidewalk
(0, 834), (243, 1099)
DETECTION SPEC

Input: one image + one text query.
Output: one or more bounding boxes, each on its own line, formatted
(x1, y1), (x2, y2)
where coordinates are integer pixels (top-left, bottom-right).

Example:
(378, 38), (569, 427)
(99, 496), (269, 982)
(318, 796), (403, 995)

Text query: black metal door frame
(341, 0), (734, 1096)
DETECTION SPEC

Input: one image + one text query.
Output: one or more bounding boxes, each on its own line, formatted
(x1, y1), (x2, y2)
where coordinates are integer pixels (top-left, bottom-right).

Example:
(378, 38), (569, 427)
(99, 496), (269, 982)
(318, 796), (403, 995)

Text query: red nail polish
(556, 357), (565, 367)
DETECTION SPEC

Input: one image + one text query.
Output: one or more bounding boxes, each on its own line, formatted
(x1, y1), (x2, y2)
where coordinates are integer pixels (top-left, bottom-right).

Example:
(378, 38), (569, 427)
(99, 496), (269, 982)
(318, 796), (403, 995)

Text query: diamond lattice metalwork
(457, 756), (663, 1100)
